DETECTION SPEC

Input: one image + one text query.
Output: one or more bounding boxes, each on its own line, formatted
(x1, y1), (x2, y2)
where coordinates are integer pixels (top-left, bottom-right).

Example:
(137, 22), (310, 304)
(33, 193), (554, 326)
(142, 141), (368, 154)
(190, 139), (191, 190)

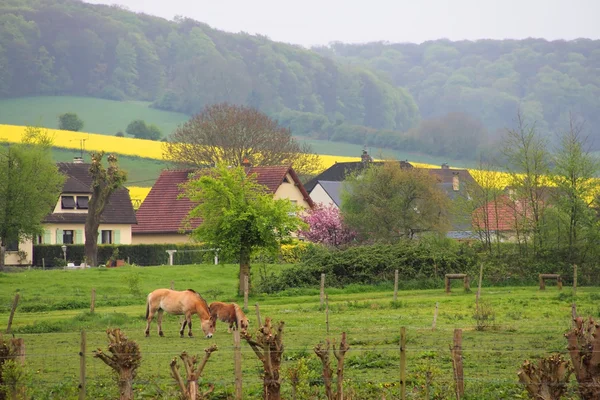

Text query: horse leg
(145, 309), (155, 337)
(157, 309), (164, 337)
(179, 317), (187, 338)
(187, 312), (193, 337)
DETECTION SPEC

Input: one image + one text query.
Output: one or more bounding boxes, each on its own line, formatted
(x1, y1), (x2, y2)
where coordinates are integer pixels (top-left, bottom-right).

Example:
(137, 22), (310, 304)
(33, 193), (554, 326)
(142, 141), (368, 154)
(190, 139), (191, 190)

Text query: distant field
(0, 96), (475, 168)
(0, 96), (189, 137)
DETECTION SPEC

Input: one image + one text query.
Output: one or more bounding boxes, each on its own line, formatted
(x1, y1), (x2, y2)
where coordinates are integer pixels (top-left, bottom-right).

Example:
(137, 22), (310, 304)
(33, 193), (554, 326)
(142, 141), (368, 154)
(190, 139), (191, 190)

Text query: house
(4, 157), (138, 266)
(472, 186), (556, 242)
(132, 165), (314, 244)
(304, 150), (413, 193)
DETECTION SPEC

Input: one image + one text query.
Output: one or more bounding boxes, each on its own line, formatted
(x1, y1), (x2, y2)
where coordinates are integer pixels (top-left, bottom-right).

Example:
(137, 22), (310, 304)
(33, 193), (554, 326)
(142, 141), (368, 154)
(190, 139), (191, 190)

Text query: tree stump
(242, 317), (284, 400)
(170, 345), (218, 399)
(565, 317), (600, 399)
(93, 329), (141, 400)
(517, 354), (572, 400)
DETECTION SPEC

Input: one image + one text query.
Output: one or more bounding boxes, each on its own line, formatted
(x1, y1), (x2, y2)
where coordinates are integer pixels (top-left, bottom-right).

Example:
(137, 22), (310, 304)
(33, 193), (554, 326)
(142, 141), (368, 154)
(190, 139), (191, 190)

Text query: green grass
(0, 96), (189, 137)
(51, 147), (169, 187)
(0, 264), (593, 399)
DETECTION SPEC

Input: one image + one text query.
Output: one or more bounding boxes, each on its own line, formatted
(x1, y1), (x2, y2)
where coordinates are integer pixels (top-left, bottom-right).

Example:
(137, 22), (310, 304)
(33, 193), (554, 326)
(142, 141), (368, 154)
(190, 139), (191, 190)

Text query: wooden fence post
(445, 276), (450, 293)
(476, 264), (483, 300)
(255, 303), (262, 327)
(90, 288), (96, 314)
(432, 302), (439, 331)
(451, 329), (464, 399)
(320, 273), (325, 307)
(573, 264), (577, 296)
(400, 327), (406, 400)
(79, 330), (86, 400)
(394, 269), (399, 302)
(42, 258), (45, 270)
(233, 328), (243, 400)
(539, 274), (545, 290)
(325, 294), (330, 336)
(6, 293), (20, 333)
(170, 280), (174, 290)
(571, 303), (577, 327)
(244, 274), (249, 310)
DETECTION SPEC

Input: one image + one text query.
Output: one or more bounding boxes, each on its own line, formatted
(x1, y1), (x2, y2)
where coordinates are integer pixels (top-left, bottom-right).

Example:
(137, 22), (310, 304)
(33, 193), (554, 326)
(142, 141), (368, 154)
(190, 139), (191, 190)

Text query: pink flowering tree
(299, 203), (356, 247)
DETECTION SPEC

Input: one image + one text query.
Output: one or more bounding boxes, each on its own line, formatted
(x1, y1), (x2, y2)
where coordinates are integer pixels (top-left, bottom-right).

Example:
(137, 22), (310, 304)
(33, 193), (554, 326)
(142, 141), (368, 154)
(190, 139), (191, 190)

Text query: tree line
(1, 0), (599, 161)
(314, 39), (600, 152)
(0, 0), (417, 141)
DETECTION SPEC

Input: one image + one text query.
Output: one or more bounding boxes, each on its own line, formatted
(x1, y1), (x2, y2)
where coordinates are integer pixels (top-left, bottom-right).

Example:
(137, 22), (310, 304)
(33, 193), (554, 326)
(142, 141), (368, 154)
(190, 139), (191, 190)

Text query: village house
(3, 157), (138, 266)
(132, 165), (314, 244)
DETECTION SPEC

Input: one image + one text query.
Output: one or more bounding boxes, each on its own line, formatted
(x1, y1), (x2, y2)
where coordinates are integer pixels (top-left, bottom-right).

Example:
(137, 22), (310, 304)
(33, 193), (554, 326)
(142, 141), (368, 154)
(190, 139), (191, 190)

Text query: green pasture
(0, 265), (595, 399)
(0, 96), (189, 137)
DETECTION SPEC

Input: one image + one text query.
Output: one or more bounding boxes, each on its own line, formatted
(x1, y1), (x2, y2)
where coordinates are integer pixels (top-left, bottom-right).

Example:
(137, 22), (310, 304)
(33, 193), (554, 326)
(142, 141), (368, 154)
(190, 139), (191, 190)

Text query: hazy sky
(85, 0), (600, 48)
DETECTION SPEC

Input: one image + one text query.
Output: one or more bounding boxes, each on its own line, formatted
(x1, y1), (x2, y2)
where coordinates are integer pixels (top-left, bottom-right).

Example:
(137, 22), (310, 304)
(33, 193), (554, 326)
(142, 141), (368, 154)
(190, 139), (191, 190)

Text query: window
(76, 196), (89, 209)
(63, 230), (74, 244)
(5, 240), (18, 252)
(101, 230), (112, 244)
(61, 196), (76, 209)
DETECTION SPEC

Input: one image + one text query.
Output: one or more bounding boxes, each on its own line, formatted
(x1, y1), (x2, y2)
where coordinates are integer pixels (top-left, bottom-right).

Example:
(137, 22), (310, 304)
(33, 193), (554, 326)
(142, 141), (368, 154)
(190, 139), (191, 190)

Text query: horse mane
(186, 289), (209, 310)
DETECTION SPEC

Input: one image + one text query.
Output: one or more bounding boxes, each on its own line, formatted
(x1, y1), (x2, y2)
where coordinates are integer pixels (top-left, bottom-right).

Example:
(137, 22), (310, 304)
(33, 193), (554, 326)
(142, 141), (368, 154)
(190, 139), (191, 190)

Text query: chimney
(452, 172), (460, 191)
(73, 157), (84, 164)
(361, 149), (373, 163)
(441, 163), (449, 169)
(241, 157), (252, 167)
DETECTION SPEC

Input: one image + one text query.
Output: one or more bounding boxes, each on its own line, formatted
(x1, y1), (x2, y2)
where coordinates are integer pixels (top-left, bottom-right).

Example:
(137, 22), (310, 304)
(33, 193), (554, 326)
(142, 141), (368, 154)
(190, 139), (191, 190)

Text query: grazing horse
(209, 301), (249, 332)
(145, 289), (214, 338)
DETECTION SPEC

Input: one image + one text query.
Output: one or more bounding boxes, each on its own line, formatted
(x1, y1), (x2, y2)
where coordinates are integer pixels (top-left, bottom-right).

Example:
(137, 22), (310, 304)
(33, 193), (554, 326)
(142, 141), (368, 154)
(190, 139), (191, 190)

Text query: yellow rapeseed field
(7, 123), (583, 208)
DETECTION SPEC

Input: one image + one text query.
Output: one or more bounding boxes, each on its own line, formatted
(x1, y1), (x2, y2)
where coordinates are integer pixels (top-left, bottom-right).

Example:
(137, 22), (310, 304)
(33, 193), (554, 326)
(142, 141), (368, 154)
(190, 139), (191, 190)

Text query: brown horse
(209, 301), (249, 332)
(145, 289), (215, 338)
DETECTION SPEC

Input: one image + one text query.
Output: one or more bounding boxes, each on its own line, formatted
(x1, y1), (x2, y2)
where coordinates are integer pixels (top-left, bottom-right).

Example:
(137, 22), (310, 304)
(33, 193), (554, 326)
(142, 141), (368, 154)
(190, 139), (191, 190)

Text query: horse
(209, 301), (249, 332)
(145, 289), (215, 338)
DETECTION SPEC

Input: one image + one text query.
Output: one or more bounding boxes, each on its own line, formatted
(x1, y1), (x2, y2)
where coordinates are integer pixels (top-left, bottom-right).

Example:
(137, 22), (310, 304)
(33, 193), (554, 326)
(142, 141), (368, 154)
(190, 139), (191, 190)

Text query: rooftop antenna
(69, 138), (88, 159)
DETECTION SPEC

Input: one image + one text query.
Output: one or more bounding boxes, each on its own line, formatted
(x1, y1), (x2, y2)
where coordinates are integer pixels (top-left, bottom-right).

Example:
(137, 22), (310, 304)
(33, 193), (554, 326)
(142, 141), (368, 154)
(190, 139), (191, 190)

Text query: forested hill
(0, 0), (419, 137)
(314, 40), (600, 145)
(2, 0), (600, 161)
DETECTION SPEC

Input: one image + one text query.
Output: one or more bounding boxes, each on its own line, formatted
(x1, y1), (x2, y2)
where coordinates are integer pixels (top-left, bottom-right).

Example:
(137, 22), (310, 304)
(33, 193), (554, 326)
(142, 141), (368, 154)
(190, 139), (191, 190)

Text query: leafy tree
(125, 120), (161, 140)
(58, 112), (84, 131)
(164, 103), (323, 178)
(182, 164), (305, 295)
(340, 161), (450, 242)
(84, 152), (127, 267)
(299, 203), (356, 247)
(550, 115), (600, 264)
(0, 127), (65, 270)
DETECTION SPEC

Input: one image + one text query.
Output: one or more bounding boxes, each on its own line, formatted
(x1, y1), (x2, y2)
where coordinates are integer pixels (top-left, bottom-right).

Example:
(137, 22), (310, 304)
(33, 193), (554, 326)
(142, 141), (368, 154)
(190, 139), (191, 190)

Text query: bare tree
(502, 112), (551, 255)
(163, 103), (322, 179)
(85, 152), (127, 266)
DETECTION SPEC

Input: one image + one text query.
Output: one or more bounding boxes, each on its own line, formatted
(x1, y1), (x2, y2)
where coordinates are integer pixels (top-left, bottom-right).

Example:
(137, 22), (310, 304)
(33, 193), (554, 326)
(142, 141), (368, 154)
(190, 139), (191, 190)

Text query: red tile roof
(472, 195), (538, 231)
(133, 166), (313, 234)
(133, 169), (201, 233)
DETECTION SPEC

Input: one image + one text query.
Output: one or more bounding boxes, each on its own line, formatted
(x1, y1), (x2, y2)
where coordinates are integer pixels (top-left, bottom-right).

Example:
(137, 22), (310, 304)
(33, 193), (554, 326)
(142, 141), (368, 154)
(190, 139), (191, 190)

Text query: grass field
(0, 264), (593, 399)
(0, 96), (189, 137)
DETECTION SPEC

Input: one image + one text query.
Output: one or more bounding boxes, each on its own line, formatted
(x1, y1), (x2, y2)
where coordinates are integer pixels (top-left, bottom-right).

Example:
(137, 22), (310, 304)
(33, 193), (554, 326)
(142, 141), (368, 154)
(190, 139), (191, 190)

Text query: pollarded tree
(299, 203), (356, 247)
(84, 152), (127, 267)
(58, 112), (84, 131)
(340, 161), (450, 242)
(0, 127), (65, 270)
(183, 164), (305, 295)
(163, 103), (322, 179)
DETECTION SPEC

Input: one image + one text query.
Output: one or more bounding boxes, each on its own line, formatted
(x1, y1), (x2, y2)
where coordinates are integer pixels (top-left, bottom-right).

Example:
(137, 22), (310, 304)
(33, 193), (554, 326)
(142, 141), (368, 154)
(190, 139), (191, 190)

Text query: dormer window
(61, 196), (76, 209)
(283, 176), (290, 183)
(77, 196), (89, 209)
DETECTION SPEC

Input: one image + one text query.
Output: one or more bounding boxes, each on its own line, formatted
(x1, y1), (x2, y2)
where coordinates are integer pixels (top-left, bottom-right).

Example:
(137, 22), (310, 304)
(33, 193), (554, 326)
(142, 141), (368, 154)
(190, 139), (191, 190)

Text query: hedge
(33, 244), (227, 267)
